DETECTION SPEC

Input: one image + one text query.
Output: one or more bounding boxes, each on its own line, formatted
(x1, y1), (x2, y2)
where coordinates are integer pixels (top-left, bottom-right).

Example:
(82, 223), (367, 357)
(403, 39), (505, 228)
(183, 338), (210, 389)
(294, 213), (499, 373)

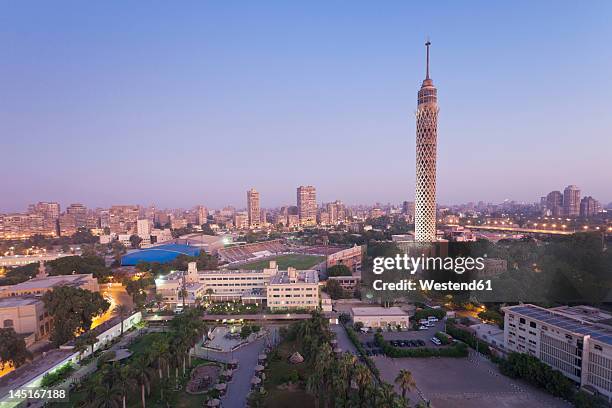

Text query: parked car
(419, 325), (429, 330)
(431, 337), (442, 346)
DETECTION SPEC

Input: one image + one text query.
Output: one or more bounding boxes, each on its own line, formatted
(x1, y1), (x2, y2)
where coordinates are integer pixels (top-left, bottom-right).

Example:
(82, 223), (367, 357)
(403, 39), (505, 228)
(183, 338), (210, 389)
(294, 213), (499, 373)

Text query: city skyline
(2, 2), (611, 211)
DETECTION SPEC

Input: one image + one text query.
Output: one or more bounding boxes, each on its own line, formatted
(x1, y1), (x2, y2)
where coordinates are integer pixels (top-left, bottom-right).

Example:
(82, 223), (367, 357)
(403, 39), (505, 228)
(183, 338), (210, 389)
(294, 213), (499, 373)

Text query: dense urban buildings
(414, 41), (438, 242)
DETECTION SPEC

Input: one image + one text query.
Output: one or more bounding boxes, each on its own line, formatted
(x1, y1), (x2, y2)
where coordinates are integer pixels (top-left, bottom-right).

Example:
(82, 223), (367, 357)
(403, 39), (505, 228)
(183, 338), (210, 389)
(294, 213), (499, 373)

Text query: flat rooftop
(0, 296), (42, 308)
(506, 304), (612, 346)
(0, 349), (74, 398)
(270, 270), (318, 285)
(351, 306), (408, 317)
(0, 274), (92, 291)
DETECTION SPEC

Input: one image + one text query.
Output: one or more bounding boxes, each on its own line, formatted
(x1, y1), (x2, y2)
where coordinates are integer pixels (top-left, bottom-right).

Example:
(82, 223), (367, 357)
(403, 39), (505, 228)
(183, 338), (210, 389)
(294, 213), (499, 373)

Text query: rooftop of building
(0, 349), (75, 398)
(269, 269), (318, 285)
(505, 304), (612, 346)
(0, 273), (94, 292)
(0, 296), (42, 308)
(550, 305), (612, 323)
(120, 243), (201, 266)
(351, 306), (408, 317)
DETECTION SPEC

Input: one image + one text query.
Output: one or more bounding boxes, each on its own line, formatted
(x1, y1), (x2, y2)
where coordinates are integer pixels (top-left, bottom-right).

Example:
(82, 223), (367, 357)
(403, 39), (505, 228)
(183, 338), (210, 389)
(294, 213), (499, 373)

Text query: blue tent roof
(121, 243), (200, 266)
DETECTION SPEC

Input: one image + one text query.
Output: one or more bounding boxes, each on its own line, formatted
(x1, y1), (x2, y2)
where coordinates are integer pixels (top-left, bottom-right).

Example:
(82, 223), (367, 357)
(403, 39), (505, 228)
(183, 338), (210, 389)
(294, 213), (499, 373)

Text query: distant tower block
(37, 260), (48, 278)
(415, 40), (438, 242)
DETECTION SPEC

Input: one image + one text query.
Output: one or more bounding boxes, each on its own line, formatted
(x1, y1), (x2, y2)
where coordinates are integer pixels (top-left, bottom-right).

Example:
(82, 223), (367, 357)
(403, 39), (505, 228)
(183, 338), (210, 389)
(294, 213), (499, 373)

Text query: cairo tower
(414, 41), (438, 242)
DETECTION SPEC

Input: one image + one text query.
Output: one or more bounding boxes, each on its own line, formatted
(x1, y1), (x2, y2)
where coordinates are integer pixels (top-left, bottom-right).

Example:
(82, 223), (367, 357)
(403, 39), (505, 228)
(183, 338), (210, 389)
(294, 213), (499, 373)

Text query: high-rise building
(546, 191), (564, 217)
(246, 188), (261, 227)
(580, 196), (601, 218)
(66, 203), (87, 229)
(196, 205), (208, 226)
(563, 185), (581, 217)
(402, 201), (415, 216)
(297, 186), (317, 226)
(415, 41), (438, 242)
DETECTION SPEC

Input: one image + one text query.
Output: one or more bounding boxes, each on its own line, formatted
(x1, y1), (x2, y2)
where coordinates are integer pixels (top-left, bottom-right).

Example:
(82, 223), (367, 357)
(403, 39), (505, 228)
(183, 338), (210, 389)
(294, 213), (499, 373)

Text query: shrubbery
(344, 326), (380, 378)
(40, 362), (75, 387)
(435, 331), (451, 345)
(445, 322), (492, 356)
(499, 352), (574, 400)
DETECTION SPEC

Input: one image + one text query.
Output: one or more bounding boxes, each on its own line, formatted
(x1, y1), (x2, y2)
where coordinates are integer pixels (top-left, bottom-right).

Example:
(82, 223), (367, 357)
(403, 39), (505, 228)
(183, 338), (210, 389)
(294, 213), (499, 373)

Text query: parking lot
(374, 351), (572, 408)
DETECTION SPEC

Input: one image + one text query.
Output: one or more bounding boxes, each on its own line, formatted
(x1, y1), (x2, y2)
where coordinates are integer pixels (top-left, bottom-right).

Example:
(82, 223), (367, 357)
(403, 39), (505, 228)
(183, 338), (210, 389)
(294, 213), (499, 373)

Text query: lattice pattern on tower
(415, 104), (438, 242)
(414, 41), (438, 243)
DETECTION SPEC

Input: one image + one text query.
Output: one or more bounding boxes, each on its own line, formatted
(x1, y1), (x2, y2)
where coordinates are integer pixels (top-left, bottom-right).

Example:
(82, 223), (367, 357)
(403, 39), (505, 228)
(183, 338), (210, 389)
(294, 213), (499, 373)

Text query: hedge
(374, 333), (468, 358)
(344, 325), (380, 378)
(435, 331), (451, 345)
(445, 323), (491, 356)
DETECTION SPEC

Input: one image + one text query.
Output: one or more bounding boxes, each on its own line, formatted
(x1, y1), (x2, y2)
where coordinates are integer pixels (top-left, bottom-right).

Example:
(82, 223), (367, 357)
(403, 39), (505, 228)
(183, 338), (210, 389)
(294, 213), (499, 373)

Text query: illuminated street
(90, 283), (133, 329)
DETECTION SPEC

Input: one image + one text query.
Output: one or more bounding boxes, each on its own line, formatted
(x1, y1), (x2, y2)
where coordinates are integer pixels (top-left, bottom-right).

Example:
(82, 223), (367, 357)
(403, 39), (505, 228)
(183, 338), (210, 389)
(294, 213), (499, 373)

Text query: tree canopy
(327, 264), (352, 277)
(0, 328), (31, 369)
(43, 286), (110, 346)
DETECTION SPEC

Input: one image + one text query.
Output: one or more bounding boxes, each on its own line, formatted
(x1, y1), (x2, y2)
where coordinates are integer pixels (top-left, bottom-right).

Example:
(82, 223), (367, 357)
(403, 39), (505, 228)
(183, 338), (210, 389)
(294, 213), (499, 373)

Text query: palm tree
(158, 377), (173, 407)
(337, 353), (357, 404)
(131, 355), (154, 408)
(75, 331), (99, 357)
(151, 338), (170, 380)
(116, 364), (137, 408)
(306, 373), (322, 408)
(394, 369), (416, 403)
(353, 364), (371, 408)
(89, 381), (123, 408)
(377, 383), (400, 408)
(116, 305), (129, 336)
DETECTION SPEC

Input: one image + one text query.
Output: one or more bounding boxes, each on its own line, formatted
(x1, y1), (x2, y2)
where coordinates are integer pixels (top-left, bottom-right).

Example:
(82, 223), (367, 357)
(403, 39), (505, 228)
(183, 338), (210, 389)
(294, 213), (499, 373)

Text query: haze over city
(2, 1), (611, 211)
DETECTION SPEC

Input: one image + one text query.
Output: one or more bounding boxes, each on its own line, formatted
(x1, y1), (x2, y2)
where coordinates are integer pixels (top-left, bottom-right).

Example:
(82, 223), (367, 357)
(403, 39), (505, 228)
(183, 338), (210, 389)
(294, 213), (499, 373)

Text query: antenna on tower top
(425, 38), (431, 79)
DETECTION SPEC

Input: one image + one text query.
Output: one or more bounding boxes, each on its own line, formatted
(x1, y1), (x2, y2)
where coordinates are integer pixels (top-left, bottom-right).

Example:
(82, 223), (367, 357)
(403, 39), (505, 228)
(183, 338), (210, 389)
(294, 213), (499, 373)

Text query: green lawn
(230, 254), (324, 270)
(263, 339), (315, 408)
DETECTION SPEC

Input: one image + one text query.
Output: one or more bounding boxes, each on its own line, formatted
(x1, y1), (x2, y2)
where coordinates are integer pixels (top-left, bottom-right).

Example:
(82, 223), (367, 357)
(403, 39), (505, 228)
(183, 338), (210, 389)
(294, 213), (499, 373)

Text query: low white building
(350, 306), (409, 329)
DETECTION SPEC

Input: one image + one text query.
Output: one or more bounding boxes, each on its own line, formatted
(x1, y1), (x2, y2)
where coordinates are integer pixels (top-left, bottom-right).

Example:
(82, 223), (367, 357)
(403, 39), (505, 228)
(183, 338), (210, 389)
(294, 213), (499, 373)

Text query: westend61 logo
(372, 254), (486, 275)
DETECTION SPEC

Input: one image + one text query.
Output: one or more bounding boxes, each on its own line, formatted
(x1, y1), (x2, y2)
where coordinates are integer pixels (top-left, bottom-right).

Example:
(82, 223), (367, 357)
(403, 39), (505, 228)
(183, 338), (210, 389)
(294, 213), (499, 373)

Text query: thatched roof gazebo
(289, 351), (304, 364)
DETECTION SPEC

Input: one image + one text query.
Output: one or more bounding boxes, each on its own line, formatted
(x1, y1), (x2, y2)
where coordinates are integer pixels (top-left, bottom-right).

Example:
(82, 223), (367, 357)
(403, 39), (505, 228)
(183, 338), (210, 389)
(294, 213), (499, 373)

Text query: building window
(3, 319), (14, 328)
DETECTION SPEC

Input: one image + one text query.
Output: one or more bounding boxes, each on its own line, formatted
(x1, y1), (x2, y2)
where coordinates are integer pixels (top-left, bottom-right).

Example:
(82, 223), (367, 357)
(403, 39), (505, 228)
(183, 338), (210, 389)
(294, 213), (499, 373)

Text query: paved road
(330, 324), (357, 355)
(197, 327), (278, 408)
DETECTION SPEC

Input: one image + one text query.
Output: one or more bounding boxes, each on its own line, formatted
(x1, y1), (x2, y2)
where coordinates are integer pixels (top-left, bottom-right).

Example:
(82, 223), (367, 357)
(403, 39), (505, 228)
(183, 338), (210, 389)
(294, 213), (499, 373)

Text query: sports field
(230, 253), (324, 270)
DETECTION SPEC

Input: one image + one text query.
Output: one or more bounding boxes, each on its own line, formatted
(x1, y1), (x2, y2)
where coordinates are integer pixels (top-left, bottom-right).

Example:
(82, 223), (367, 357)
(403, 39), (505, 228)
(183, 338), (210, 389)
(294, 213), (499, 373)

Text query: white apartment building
(155, 261), (319, 310)
(267, 267), (319, 311)
(503, 304), (612, 400)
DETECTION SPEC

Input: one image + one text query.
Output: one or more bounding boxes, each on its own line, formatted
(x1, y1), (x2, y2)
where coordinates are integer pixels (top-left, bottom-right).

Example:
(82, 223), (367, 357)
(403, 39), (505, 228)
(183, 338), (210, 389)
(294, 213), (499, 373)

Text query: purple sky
(1, 1), (611, 212)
